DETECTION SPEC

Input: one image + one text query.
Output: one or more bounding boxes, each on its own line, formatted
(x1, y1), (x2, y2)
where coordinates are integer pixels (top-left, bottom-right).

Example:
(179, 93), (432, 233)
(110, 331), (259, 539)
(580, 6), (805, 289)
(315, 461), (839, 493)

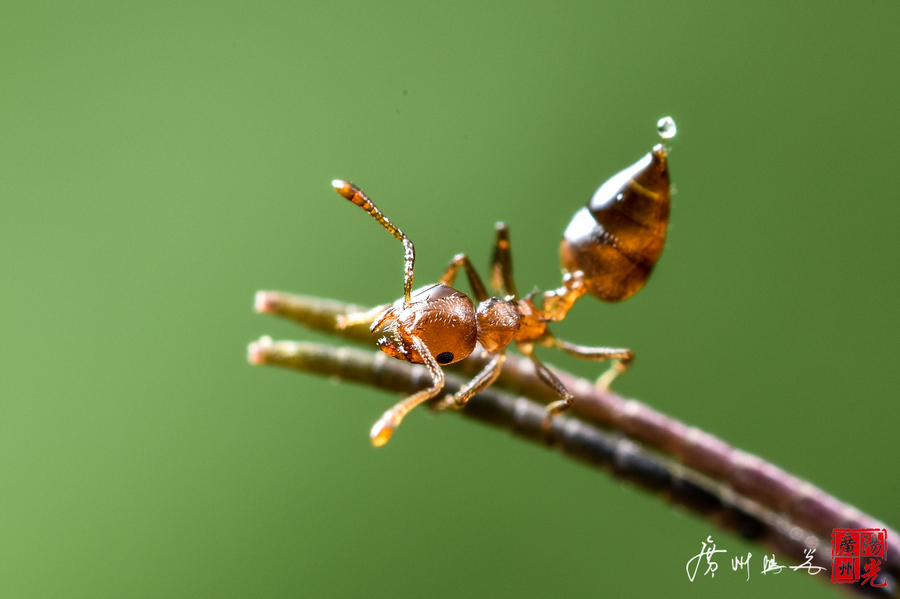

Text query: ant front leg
(439, 254), (489, 302)
(553, 338), (635, 391)
(439, 221), (518, 302)
(370, 336), (445, 447)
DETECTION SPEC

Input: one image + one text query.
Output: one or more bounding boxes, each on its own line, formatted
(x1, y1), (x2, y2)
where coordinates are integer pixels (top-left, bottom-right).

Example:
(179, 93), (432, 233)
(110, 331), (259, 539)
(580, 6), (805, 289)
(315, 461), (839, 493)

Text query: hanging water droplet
(657, 116), (677, 139)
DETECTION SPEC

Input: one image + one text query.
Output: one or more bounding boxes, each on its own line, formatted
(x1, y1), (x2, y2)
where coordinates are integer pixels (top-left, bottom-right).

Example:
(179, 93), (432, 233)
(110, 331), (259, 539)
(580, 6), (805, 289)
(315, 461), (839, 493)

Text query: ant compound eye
(436, 352), (454, 364)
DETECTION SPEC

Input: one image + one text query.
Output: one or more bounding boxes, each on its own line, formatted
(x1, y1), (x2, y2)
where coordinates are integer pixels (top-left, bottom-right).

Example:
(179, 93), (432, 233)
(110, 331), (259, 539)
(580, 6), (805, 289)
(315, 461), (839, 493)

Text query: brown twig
(251, 290), (899, 594)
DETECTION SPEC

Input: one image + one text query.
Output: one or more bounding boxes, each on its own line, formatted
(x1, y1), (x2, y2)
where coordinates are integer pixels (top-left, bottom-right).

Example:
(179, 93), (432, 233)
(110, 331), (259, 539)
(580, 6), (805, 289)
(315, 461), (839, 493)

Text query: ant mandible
(333, 118), (676, 446)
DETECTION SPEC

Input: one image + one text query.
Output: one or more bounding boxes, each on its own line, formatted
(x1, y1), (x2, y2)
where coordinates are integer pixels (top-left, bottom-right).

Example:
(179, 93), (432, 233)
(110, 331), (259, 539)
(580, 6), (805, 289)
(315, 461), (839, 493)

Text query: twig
(251, 290), (899, 594)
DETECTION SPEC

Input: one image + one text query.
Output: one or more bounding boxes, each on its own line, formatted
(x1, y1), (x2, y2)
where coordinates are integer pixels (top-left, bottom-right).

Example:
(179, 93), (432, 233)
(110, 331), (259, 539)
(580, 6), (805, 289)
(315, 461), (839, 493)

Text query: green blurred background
(2, 2), (897, 597)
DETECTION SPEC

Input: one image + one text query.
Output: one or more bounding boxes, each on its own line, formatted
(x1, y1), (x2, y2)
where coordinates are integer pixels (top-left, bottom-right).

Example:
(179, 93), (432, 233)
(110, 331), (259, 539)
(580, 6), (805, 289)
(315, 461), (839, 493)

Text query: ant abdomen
(560, 143), (671, 302)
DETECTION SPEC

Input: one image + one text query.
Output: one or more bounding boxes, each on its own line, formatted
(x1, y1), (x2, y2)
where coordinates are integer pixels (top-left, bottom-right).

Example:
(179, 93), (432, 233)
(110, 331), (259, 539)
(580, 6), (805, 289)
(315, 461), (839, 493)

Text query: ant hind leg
(553, 338), (634, 390)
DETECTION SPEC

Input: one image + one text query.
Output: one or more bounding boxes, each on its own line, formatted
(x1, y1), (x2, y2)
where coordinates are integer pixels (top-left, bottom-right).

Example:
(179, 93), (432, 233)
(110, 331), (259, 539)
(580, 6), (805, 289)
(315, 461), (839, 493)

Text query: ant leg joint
(545, 396), (573, 417)
(596, 353), (635, 390)
(540, 395), (573, 444)
(434, 394), (460, 411)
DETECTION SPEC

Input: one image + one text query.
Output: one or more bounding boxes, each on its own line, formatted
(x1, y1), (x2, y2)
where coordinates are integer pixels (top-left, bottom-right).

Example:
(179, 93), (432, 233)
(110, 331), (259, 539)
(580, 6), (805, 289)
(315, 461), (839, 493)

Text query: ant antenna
(332, 180), (416, 303)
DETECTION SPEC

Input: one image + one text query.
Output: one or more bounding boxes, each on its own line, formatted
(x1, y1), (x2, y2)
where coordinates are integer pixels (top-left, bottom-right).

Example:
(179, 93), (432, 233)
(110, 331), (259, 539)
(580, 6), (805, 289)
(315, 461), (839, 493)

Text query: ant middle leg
(517, 341), (575, 440)
(490, 223), (518, 298)
(435, 353), (506, 411)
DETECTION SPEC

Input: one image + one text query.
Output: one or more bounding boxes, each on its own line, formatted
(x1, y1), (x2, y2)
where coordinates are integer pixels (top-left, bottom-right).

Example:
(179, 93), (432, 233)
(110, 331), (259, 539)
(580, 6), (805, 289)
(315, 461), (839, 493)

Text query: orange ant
(333, 118), (675, 446)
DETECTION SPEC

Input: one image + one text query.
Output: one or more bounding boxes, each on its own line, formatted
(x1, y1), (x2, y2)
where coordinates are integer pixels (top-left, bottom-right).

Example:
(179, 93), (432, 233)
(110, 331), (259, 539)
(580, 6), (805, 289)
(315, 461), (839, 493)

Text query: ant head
(373, 284), (477, 366)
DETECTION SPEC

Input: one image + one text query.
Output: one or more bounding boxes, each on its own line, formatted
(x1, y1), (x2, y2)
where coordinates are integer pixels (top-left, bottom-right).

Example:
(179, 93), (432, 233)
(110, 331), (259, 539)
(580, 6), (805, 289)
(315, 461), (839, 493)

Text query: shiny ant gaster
(333, 118), (675, 446)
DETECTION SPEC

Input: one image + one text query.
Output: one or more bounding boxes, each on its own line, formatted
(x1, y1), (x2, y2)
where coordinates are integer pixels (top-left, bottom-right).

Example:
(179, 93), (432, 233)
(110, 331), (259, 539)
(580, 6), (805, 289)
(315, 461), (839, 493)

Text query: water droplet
(657, 116), (677, 139)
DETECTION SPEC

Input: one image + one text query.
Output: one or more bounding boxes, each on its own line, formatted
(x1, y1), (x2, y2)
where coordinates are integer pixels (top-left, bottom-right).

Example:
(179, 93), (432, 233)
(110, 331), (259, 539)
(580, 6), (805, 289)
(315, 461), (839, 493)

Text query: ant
(333, 118), (675, 446)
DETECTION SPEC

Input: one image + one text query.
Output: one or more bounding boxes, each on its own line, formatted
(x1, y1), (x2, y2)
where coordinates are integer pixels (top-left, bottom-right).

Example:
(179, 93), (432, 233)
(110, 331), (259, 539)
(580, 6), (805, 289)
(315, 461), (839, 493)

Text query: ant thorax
(474, 297), (521, 352)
